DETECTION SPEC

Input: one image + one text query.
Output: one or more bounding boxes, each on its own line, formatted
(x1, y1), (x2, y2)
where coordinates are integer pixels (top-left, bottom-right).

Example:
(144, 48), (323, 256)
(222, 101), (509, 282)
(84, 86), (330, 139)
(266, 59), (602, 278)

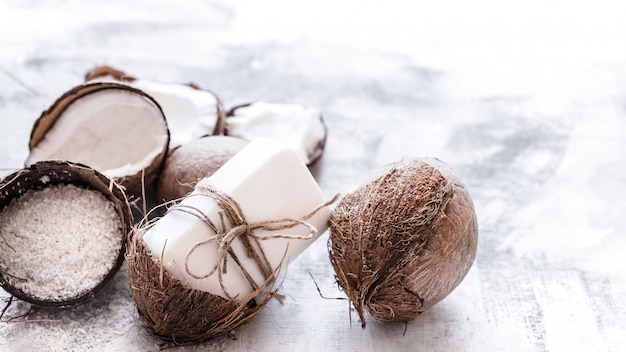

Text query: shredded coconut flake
(0, 184), (122, 301)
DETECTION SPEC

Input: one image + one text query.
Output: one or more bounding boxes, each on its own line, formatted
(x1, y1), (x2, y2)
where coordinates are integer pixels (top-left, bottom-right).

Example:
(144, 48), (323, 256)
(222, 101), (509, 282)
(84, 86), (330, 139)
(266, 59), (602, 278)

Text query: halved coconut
(0, 160), (132, 307)
(226, 102), (327, 165)
(85, 65), (226, 148)
(127, 235), (270, 343)
(154, 135), (248, 206)
(25, 82), (170, 201)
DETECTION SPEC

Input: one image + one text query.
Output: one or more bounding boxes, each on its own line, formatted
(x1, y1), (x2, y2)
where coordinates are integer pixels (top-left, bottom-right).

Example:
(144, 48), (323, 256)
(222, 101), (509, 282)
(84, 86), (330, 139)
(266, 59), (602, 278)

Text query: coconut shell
(84, 64), (135, 83)
(26, 82), (170, 201)
(328, 159), (478, 328)
(126, 229), (274, 343)
(154, 135), (248, 206)
(0, 160), (132, 307)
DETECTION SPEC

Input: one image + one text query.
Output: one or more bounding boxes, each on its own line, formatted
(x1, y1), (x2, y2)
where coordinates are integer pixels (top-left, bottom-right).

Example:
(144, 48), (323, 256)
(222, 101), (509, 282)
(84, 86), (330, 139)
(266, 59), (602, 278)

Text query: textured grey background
(1, 1), (626, 351)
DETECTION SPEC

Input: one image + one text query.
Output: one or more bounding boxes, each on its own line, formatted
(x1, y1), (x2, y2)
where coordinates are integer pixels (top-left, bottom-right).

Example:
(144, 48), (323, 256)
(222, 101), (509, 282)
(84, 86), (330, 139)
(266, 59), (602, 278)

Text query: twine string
(169, 184), (338, 299)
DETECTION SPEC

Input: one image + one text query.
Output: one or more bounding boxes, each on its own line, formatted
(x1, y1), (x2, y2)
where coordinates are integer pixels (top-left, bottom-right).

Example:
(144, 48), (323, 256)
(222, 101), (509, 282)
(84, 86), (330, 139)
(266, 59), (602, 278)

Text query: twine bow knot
(168, 184), (338, 299)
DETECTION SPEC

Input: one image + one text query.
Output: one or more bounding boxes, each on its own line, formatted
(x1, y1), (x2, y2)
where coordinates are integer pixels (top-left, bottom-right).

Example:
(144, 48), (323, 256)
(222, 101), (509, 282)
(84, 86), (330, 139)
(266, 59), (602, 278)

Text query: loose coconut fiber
(328, 159), (478, 328)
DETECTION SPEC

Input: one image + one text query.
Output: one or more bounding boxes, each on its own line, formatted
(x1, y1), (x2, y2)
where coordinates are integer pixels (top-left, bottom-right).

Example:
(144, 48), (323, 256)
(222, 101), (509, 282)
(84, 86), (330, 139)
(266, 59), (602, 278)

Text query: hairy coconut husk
(26, 82), (170, 201)
(84, 64), (227, 138)
(328, 159), (478, 328)
(154, 135), (248, 207)
(226, 102), (327, 165)
(0, 160), (132, 307)
(126, 227), (277, 343)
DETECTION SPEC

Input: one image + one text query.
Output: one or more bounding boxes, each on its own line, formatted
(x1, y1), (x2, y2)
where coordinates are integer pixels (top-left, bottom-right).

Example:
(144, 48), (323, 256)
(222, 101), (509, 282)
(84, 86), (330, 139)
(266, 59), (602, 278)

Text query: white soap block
(142, 138), (330, 299)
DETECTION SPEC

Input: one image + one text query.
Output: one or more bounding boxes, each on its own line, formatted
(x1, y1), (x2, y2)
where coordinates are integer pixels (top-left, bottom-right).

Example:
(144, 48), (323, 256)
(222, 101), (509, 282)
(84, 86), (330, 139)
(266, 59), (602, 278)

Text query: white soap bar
(142, 138), (331, 299)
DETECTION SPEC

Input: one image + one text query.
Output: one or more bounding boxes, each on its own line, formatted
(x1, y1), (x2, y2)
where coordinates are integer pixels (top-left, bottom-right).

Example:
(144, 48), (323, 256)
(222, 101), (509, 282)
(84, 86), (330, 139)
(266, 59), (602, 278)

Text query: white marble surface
(1, 1), (626, 351)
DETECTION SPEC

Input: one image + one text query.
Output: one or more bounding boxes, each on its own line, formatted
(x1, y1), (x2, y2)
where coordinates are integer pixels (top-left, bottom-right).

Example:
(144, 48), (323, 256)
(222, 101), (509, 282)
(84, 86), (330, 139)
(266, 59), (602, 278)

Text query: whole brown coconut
(0, 161), (131, 307)
(154, 135), (248, 205)
(328, 159), (478, 328)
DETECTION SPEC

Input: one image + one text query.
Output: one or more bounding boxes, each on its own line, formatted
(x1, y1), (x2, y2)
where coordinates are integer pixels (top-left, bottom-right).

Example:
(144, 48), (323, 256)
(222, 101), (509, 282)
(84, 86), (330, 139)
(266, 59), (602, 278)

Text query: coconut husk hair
(126, 231), (277, 344)
(328, 159), (478, 328)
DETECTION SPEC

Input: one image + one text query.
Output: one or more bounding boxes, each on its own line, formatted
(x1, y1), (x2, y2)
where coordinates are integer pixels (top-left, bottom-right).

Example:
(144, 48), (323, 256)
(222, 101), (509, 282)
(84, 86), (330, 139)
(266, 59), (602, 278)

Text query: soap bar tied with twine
(180, 184), (338, 299)
(127, 183), (338, 343)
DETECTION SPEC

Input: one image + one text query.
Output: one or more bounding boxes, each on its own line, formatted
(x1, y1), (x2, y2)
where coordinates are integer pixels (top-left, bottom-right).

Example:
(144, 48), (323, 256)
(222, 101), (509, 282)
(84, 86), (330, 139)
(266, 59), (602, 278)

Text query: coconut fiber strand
(328, 159), (478, 328)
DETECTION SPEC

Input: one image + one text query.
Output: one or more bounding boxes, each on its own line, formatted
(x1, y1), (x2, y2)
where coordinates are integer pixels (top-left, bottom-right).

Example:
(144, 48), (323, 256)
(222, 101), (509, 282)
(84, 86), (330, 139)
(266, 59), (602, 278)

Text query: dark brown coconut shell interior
(127, 229), (275, 343)
(225, 102), (327, 165)
(0, 160), (132, 307)
(27, 81), (170, 201)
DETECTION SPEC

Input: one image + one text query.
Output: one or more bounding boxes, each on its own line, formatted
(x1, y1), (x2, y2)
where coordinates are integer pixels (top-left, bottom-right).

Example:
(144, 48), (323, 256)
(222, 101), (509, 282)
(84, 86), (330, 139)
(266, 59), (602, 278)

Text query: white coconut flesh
(89, 76), (220, 148)
(26, 89), (169, 178)
(0, 184), (122, 301)
(133, 79), (219, 146)
(227, 102), (326, 164)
